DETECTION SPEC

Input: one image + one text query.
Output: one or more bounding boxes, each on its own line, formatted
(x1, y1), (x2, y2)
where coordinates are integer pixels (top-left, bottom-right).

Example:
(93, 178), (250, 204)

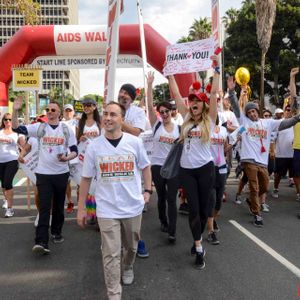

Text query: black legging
(0, 160), (18, 189)
(151, 165), (179, 236)
(181, 161), (215, 241)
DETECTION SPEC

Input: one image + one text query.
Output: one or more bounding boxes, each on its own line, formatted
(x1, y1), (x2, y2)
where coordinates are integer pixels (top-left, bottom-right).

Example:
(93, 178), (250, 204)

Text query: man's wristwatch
(144, 189), (153, 195)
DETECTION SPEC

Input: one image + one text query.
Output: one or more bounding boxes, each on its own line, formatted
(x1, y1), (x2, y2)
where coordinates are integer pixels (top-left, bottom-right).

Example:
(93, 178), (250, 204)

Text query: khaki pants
(243, 162), (269, 215)
(98, 214), (142, 300)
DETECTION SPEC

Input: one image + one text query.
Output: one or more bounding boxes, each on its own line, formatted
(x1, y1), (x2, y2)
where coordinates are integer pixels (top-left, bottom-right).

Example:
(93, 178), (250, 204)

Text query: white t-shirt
(151, 121), (180, 166)
(172, 113), (184, 126)
(180, 121), (214, 169)
(82, 133), (150, 219)
(219, 110), (239, 128)
(0, 130), (19, 162)
(238, 114), (282, 166)
(62, 118), (78, 164)
(210, 125), (228, 171)
(125, 105), (146, 133)
(26, 122), (77, 175)
(77, 122), (100, 165)
(274, 127), (294, 158)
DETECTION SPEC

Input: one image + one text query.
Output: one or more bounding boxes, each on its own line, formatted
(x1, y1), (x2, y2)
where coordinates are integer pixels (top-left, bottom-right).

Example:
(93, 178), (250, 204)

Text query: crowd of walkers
(0, 54), (299, 299)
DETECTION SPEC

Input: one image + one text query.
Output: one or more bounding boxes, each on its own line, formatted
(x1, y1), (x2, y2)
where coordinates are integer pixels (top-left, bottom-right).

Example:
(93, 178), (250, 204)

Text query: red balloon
(192, 81), (201, 90)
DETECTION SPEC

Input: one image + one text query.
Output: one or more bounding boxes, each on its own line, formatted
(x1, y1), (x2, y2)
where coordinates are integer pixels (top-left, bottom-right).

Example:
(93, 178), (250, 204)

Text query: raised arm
(288, 67), (299, 110)
(227, 76), (241, 118)
(146, 71), (158, 127)
(209, 55), (220, 123)
(12, 95), (23, 129)
(167, 75), (189, 117)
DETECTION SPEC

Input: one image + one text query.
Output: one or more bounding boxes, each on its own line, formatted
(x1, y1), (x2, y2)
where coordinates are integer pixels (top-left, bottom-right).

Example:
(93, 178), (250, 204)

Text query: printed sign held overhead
(12, 67), (42, 91)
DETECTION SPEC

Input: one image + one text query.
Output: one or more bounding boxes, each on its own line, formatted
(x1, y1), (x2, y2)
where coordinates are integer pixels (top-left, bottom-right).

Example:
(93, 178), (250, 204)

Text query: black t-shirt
(106, 135), (123, 148)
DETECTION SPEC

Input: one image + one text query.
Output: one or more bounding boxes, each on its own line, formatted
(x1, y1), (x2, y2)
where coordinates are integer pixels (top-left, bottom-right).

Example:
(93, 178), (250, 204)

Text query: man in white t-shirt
(12, 98), (78, 254)
(118, 83), (146, 136)
(77, 102), (151, 300)
(227, 76), (300, 227)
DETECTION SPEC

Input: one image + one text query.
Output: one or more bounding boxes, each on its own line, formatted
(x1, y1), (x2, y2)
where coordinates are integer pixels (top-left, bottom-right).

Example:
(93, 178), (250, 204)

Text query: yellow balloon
(235, 67), (250, 85)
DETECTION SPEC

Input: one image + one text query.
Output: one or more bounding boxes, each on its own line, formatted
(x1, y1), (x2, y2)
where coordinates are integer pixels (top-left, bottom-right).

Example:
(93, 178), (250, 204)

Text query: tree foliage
(224, 0), (300, 106)
(153, 83), (171, 103)
(81, 94), (104, 107)
(2, 0), (40, 25)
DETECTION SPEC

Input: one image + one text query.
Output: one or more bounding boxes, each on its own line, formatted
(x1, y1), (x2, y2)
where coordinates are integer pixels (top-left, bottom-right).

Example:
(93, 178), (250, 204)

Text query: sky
(78, 0), (243, 97)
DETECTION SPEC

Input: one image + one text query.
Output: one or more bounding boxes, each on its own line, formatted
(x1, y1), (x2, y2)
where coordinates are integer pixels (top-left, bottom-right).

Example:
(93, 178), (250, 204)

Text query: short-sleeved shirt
(0, 130), (19, 163)
(124, 105), (146, 133)
(26, 122), (77, 174)
(238, 114), (281, 166)
(210, 125), (228, 170)
(82, 133), (150, 219)
(293, 123), (300, 150)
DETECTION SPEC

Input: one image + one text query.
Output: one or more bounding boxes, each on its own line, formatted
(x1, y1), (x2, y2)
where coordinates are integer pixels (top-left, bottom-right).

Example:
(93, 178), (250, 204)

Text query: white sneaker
(261, 203), (270, 213)
(271, 189), (279, 199)
(122, 267), (134, 285)
(34, 213), (39, 227)
(49, 215), (52, 226)
(235, 195), (242, 205)
(296, 194), (300, 202)
(5, 208), (14, 218)
(2, 199), (8, 209)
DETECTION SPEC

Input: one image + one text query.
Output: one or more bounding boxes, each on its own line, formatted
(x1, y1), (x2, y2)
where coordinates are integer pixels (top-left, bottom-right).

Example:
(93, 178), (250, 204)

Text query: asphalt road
(0, 174), (299, 300)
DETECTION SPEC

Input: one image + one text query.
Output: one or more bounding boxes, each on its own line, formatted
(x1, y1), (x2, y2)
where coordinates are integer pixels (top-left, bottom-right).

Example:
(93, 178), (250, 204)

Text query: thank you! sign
(163, 38), (214, 76)
(12, 66), (42, 91)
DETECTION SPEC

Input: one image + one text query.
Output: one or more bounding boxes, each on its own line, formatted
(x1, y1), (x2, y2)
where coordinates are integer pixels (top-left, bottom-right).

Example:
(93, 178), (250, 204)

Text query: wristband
(144, 189), (153, 195)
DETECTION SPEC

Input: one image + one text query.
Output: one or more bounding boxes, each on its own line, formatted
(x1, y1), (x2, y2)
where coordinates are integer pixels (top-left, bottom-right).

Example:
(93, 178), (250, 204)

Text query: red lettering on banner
(57, 33), (81, 42)
(85, 31), (107, 42)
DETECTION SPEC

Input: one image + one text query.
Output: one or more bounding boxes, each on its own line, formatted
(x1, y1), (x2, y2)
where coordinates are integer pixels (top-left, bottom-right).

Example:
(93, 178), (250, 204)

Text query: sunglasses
(263, 114), (271, 118)
(4, 118), (11, 121)
(83, 103), (93, 107)
(285, 109), (291, 112)
(159, 109), (170, 115)
(46, 108), (57, 113)
(65, 108), (73, 112)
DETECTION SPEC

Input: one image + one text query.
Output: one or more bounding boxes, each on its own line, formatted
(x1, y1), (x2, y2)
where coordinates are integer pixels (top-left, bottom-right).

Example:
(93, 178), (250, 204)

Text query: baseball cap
(274, 108), (284, 114)
(63, 104), (74, 111)
(188, 93), (209, 103)
(82, 98), (97, 105)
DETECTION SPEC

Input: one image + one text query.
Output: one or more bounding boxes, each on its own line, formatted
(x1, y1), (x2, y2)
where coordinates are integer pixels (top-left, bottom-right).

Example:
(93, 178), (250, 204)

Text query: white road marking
(14, 177), (27, 187)
(229, 220), (300, 278)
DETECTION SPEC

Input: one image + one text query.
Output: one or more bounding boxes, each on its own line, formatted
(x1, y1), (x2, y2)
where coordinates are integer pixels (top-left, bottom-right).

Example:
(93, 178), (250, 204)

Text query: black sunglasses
(159, 109), (170, 115)
(83, 103), (93, 107)
(4, 118), (11, 121)
(263, 114), (271, 118)
(46, 108), (57, 113)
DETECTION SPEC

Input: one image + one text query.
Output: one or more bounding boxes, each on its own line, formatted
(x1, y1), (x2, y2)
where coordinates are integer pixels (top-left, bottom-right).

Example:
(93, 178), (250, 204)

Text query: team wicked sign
(163, 38), (214, 76)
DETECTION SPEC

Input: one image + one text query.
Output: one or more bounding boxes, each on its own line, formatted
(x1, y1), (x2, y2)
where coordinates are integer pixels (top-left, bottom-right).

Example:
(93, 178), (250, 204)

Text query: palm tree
(222, 8), (238, 29)
(255, 0), (277, 114)
(188, 17), (212, 41)
(177, 36), (193, 44)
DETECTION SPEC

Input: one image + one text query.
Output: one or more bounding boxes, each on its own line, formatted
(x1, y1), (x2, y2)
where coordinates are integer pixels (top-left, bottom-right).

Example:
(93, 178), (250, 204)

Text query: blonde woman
(168, 55), (219, 269)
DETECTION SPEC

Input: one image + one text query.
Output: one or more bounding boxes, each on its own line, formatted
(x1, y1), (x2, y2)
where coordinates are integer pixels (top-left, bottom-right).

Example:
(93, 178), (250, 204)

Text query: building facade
(0, 0), (80, 99)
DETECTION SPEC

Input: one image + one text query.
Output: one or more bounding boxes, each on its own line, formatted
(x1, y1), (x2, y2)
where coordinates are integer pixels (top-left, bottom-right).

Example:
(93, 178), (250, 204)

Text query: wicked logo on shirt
(42, 136), (64, 146)
(211, 137), (225, 145)
(247, 127), (267, 139)
(0, 137), (12, 144)
(188, 130), (202, 138)
(159, 135), (176, 144)
(84, 130), (99, 138)
(98, 154), (135, 181)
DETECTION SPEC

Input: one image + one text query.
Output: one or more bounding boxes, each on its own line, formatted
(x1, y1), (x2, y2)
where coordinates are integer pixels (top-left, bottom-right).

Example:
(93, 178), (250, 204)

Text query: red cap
(188, 92), (209, 103)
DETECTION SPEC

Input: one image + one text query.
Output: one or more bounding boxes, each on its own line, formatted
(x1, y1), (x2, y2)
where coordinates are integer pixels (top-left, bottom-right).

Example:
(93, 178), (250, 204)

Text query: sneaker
(160, 223), (168, 233)
(34, 213), (39, 227)
(122, 267), (134, 285)
(261, 203), (270, 213)
(253, 215), (263, 227)
(296, 194), (300, 202)
(235, 194), (242, 205)
(194, 250), (206, 270)
(32, 243), (50, 254)
(51, 234), (64, 244)
(178, 202), (189, 215)
(206, 232), (220, 245)
(168, 235), (176, 244)
(137, 240), (149, 258)
(213, 220), (220, 232)
(222, 192), (227, 203)
(66, 202), (74, 214)
(2, 199), (8, 209)
(246, 198), (255, 215)
(271, 189), (279, 199)
(5, 208), (14, 218)
(289, 178), (295, 187)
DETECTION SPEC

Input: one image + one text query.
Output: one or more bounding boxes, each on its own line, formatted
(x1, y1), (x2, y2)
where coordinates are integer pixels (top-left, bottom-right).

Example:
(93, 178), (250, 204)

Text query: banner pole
(136, 0), (149, 119)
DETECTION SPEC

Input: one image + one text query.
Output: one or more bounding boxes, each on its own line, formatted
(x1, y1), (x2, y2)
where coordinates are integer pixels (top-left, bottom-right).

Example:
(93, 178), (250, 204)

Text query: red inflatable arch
(0, 24), (194, 106)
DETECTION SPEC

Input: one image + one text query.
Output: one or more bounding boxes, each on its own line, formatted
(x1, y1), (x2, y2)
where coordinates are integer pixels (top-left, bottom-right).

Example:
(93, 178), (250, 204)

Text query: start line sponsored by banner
(31, 55), (143, 70)
(163, 38), (214, 76)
